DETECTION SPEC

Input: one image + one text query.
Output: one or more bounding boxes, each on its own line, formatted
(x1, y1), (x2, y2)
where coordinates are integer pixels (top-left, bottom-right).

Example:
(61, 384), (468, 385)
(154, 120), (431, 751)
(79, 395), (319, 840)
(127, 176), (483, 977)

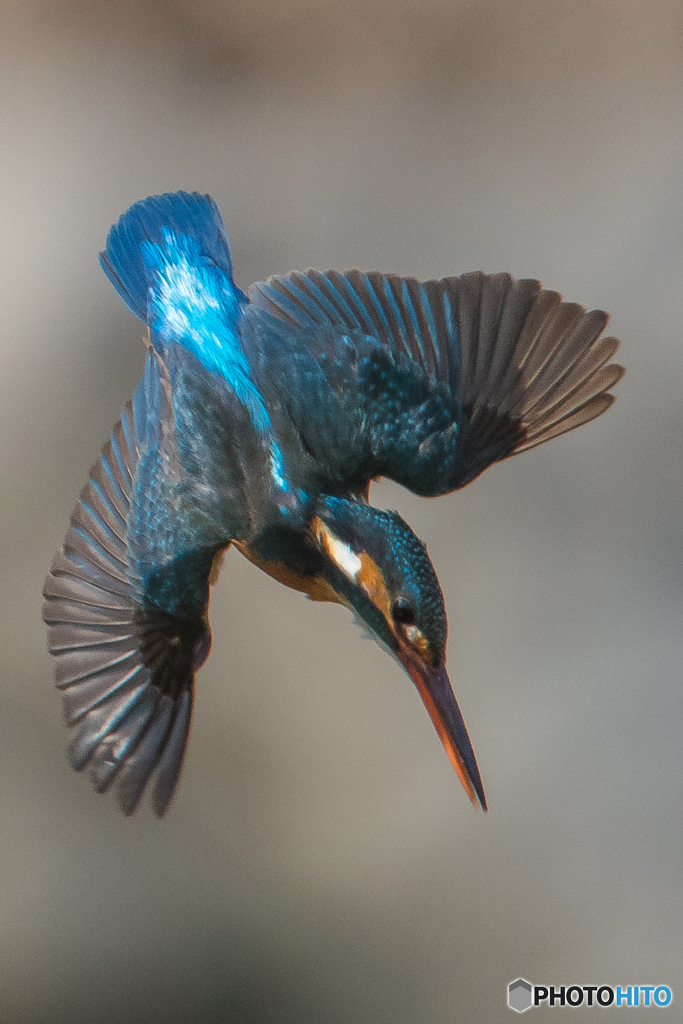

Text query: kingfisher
(42, 191), (624, 817)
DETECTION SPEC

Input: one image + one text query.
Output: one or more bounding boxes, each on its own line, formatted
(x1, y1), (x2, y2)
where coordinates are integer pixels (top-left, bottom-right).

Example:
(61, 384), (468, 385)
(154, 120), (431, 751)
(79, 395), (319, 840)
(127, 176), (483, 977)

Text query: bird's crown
(312, 496), (447, 666)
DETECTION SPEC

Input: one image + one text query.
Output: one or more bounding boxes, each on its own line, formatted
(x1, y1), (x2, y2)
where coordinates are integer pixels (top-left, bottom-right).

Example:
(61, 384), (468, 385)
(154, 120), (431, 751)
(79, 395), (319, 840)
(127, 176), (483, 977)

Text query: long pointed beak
(404, 656), (487, 811)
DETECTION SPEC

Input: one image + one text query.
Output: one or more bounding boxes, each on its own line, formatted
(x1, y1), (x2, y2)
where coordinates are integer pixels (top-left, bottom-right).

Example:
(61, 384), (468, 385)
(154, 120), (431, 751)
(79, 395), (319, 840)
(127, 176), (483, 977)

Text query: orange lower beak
(404, 655), (487, 811)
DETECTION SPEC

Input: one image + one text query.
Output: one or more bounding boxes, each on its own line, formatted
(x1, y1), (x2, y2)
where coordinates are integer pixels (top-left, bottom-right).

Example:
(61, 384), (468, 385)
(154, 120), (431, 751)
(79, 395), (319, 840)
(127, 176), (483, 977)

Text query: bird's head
(312, 496), (486, 810)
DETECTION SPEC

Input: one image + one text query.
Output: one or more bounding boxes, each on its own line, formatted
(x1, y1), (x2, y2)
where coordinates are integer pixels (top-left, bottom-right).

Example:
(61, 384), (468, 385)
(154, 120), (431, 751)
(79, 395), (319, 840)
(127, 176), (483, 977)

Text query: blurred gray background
(2, 0), (682, 1020)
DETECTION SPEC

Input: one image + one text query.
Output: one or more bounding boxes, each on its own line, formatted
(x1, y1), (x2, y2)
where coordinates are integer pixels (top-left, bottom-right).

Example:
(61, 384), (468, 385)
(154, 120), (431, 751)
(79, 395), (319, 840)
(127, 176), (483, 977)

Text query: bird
(42, 191), (624, 817)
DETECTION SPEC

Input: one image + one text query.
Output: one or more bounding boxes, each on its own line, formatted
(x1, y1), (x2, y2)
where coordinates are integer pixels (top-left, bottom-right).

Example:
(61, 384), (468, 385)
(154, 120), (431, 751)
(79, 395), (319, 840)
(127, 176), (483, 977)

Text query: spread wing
(42, 349), (248, 816)
(241, 270), (624, 495)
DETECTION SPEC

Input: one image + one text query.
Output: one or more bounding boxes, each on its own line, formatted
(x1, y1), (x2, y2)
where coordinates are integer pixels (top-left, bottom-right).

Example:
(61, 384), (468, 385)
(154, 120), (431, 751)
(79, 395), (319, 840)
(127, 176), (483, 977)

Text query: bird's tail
(99, 191), (237, 322)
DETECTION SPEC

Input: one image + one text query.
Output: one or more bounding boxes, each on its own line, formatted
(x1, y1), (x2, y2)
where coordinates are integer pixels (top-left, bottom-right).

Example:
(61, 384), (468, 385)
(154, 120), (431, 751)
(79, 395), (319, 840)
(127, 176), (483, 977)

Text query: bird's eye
(392, 597), (417, 626)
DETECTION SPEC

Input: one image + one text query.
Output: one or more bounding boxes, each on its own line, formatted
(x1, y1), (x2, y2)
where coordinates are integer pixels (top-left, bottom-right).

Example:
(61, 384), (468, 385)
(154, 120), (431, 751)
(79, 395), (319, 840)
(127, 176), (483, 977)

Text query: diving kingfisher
(42, 191), (624, 816)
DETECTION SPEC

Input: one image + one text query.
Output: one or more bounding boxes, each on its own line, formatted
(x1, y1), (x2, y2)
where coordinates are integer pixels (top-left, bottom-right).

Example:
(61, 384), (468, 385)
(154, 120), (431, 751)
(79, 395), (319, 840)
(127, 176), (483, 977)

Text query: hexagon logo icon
(508, 978), (533, 1013)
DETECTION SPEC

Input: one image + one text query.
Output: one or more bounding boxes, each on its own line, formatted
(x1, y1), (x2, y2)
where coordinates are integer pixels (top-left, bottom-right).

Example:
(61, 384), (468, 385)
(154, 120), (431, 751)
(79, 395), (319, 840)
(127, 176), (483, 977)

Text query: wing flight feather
(246, 268), (623, 494)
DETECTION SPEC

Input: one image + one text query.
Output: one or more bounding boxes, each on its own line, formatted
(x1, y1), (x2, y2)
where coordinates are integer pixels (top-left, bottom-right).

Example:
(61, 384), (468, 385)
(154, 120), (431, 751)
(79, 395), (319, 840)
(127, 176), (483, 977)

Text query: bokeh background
(3, 1), (683, 1020)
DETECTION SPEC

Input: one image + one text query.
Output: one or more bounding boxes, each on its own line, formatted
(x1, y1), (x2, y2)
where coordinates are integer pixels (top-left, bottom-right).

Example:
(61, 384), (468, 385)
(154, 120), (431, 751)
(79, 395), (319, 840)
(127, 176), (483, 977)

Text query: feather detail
(99, 191), (237, 322)
(246, 268), (623, 493)
(42, 372), (209, 816)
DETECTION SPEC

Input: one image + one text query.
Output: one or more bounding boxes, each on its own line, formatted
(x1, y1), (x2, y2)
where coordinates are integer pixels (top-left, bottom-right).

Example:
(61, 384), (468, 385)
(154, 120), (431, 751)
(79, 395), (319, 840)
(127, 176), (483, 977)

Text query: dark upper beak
(403, 654), (487, 811)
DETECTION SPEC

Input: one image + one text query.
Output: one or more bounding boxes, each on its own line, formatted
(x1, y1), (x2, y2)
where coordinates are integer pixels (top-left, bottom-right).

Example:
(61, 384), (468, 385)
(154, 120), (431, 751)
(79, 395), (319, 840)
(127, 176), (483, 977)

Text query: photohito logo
(507, 979), (673, 1012)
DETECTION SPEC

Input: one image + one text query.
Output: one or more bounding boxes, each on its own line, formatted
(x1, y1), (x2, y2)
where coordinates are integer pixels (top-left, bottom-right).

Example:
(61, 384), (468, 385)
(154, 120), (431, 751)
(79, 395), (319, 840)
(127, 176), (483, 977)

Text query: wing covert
(42, 350), (234, 816)
(245, 269), (624, 495)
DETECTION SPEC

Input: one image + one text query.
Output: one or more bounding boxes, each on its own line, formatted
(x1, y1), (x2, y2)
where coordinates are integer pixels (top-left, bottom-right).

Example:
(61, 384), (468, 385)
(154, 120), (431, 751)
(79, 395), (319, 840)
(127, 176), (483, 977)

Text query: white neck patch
(316, 521), (362, 581)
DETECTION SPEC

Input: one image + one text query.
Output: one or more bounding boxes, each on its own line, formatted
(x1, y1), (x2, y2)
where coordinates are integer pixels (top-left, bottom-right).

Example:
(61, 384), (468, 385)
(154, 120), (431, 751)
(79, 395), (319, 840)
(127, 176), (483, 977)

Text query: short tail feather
(99, 190), (235, 323)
